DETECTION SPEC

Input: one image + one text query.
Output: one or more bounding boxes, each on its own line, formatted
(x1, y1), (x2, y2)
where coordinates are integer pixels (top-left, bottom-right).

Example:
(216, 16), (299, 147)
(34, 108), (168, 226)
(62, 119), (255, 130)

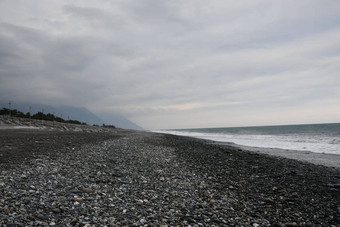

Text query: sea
(157, 123), (340, 155)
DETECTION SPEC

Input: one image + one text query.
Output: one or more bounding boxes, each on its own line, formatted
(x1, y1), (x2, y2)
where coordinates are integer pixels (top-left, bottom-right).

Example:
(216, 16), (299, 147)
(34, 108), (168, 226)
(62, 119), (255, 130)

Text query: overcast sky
(1, 0), (340, 129)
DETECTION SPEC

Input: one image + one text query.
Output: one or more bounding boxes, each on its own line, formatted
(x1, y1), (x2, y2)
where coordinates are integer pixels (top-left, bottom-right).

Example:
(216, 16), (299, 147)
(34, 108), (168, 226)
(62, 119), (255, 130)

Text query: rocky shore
(0, 119), (339, 226)
(0, 117), (111, 133)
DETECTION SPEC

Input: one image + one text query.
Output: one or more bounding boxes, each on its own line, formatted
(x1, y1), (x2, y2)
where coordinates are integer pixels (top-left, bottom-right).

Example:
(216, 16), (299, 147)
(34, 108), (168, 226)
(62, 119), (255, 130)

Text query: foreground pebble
(0, 129), (339, 226)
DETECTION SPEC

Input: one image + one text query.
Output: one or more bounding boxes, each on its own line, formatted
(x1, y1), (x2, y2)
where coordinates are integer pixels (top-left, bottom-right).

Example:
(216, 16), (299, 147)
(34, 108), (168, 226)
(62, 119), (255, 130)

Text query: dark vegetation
(1, 107), (117, 128)
(0, 107), (86, 125)
(101, 124), (116, 129)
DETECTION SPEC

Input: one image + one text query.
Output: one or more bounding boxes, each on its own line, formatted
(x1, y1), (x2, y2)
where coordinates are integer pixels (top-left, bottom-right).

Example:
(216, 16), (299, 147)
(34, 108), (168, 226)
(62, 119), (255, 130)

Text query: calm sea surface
(158, 123), (340, 155)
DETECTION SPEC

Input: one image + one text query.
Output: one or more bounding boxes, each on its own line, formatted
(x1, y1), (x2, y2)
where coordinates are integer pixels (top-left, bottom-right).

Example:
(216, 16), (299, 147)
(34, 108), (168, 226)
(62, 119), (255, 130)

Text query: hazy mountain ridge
(98, 113), (143, 130)
(0, 102), (143, 130)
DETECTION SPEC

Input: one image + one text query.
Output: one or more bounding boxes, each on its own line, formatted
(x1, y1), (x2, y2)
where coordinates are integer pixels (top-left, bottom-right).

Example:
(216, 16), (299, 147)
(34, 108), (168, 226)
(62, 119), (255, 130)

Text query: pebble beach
(0, 118), (339, 226)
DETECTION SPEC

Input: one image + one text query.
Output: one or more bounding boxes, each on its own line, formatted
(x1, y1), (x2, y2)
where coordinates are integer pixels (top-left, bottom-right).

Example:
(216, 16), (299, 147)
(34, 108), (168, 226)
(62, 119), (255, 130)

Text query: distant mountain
(98, 113), (143, 130)
(57, 106), (105, 126)
(0, 101), (143, 130)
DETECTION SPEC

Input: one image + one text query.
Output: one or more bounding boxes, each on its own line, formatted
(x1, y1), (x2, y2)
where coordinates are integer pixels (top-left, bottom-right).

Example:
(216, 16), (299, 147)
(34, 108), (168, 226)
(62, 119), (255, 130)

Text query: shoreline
(156, 131), (340, 169)
(211, 141), (340, 169)
(1, 127), (339, 225)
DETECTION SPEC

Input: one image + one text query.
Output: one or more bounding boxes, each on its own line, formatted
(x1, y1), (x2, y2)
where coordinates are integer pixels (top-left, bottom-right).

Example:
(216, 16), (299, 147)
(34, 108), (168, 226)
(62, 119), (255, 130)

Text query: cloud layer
(1, 0), (340, 129)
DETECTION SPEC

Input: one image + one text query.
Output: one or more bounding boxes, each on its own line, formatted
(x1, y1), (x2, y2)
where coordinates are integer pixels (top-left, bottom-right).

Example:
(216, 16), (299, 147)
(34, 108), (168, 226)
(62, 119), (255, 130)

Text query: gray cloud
(1, 0), (340, 129)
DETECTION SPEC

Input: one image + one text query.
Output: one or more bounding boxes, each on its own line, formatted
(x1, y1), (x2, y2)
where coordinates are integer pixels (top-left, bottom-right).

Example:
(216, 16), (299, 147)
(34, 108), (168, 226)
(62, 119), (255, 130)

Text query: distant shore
(0, 119), (339, 225)
(0, 117), (111, 132)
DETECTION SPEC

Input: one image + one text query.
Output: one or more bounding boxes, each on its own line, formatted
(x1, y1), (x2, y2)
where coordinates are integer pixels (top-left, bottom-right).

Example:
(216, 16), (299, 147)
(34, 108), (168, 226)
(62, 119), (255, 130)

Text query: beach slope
(0, 128), (339, 226)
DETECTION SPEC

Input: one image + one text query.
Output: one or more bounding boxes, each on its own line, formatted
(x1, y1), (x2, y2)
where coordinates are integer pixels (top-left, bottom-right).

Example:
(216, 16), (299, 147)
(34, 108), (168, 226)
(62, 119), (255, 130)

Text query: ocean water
(158, 123), (340, 155)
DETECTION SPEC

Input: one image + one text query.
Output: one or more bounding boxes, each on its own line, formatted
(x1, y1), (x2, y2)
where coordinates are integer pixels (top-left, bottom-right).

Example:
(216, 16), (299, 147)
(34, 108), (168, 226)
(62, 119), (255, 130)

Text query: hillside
(0, 102), (143, 130)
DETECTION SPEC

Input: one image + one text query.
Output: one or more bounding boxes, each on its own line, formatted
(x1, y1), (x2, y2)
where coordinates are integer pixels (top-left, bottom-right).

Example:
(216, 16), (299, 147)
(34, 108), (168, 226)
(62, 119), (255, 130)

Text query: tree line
(0, 107), (116, 128)
(0, 108), (85, 125)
